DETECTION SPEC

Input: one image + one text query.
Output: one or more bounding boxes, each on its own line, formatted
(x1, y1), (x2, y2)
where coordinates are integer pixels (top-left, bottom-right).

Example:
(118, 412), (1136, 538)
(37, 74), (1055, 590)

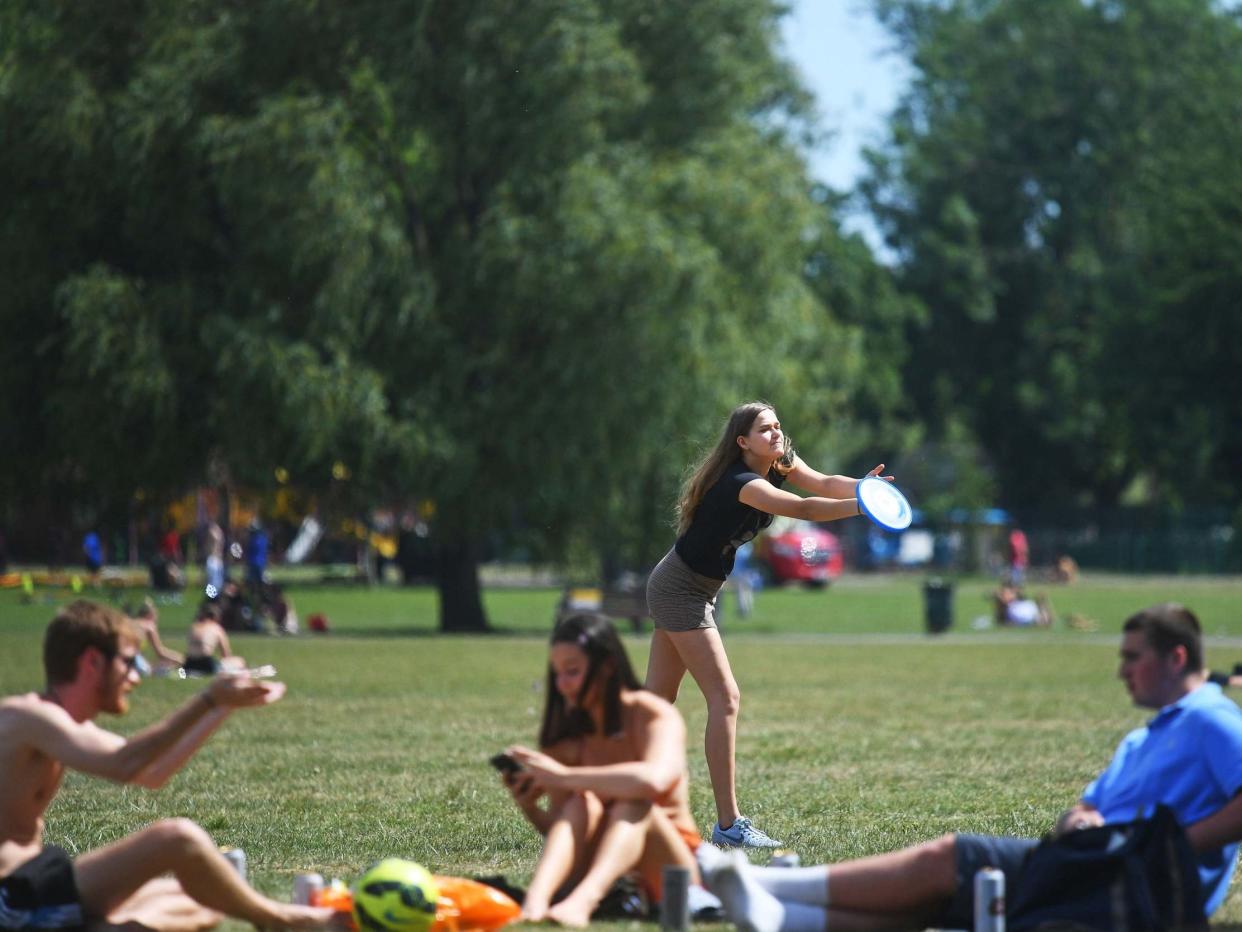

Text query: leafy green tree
(864, 0), (1242, 509)
(1, 0), (905, 627)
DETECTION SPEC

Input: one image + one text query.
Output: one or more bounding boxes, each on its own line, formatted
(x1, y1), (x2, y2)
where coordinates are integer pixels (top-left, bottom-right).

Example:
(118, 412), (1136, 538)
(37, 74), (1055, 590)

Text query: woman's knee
(559, 791), (604, 828)
(606, 798), (655, 825)
(706, 679), (741, 718)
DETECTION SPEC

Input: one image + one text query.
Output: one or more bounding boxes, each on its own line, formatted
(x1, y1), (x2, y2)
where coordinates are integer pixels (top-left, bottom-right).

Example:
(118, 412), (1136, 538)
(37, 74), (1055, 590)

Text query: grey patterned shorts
(646, 548), (724, 632)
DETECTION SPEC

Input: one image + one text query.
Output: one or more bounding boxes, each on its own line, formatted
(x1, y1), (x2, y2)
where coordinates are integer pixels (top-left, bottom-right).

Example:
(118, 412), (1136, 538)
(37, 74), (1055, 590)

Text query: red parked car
(756, 518), (844, 587)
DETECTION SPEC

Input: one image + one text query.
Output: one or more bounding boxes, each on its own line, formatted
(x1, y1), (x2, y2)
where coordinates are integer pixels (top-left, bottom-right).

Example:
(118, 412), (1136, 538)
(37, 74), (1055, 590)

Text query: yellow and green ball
(352, 859), (439, 932)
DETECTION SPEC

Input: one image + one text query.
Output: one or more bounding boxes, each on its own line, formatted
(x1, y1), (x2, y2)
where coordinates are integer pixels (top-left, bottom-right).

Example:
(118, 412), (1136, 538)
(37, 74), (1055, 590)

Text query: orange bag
(311, 875), (519, 932)
(430, 876), (521, 931)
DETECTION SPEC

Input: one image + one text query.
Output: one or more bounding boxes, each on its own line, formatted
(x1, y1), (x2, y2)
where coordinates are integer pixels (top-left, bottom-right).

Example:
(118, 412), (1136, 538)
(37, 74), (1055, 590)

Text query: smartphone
(489, 752), (522, 776)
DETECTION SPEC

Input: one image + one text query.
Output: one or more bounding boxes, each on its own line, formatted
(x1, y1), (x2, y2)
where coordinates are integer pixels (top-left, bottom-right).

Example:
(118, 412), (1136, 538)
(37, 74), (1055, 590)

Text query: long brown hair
(675, 401), (795, 536)
(539, 613), (643, 748)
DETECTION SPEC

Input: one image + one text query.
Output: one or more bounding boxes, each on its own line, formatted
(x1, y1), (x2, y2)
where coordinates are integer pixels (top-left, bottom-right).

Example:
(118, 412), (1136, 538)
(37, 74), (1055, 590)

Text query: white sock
(698, 848), (786, 932)
(750, 865), (831, 906)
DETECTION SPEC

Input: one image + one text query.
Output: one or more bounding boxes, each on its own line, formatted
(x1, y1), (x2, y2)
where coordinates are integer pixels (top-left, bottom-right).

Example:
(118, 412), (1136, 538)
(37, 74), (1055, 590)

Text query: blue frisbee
(857, 476), (913, 532)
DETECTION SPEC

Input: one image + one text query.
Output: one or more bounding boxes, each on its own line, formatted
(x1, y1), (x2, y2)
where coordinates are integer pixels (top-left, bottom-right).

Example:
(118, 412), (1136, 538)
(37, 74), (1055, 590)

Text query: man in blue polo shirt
(699, 603), (1242, 932)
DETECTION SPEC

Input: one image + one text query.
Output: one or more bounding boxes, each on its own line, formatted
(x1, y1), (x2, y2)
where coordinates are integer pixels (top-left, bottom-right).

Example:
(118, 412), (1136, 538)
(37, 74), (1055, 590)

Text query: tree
(1, 0), (904, 627)
(864, 0), (1242, 509)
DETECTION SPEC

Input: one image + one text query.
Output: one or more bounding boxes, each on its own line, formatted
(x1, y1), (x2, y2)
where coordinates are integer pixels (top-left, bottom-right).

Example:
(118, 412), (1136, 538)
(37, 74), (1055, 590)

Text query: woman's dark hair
(539, 613), (642, 748)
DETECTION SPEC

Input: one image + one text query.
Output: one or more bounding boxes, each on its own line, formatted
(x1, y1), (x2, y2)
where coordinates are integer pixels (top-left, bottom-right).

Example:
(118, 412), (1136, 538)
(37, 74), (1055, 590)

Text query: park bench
(556, 580), (650, 633)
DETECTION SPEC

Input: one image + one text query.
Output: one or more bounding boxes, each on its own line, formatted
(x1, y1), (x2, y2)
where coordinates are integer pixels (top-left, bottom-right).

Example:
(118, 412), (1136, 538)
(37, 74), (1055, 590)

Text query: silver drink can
(660, 864), (691, 931)
(221, 847), (247, 881)
(293, 872), (325, 906)
(973, 866), (1005, 932)
(770, 849), (801, 868)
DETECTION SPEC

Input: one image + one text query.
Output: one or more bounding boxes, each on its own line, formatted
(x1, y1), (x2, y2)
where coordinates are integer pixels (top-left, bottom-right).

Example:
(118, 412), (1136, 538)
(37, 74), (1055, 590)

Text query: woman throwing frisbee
(646, 400), (891, 848)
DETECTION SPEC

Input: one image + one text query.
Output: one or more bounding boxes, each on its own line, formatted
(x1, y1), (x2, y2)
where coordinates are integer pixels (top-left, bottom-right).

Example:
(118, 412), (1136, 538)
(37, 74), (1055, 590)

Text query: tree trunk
(435, 536), (489, 632)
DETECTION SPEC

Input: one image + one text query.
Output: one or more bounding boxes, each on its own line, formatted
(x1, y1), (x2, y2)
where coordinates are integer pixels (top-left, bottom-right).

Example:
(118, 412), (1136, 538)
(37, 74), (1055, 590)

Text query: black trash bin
(923, 578), (954, 634)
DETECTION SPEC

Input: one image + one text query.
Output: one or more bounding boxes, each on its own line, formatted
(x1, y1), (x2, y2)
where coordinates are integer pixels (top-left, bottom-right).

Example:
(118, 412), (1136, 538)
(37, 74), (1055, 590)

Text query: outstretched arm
(737, 477), (859, 523)
(12, 676), (284, 786)
(787, 459), (893, 499)
(130, 679), (287, 788)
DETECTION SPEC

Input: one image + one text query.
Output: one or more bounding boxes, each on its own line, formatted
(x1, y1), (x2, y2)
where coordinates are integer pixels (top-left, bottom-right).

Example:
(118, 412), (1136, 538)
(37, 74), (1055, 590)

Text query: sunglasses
(108, 650), (142, 672)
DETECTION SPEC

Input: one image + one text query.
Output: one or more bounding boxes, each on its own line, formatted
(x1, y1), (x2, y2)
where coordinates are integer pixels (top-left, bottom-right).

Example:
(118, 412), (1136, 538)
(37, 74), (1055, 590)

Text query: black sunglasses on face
(107, 650), (141, 672)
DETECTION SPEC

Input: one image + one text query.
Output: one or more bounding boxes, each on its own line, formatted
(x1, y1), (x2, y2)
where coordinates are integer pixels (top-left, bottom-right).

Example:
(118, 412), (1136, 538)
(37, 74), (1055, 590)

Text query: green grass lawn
(3, 574), (1242, 928)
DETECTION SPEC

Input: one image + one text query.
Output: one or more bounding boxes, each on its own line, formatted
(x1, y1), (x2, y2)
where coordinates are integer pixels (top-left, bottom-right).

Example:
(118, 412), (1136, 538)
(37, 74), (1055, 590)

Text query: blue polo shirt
(1082, 682), (1242, 916)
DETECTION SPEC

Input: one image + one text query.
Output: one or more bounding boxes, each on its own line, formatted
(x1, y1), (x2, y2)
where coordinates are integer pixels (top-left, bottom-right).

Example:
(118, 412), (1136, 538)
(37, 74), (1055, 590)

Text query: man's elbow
(111, 749), (161, 786)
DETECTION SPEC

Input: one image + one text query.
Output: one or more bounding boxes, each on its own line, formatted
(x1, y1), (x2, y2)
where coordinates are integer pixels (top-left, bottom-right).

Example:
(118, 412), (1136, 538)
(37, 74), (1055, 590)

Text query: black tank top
(674, 460), (784, 580)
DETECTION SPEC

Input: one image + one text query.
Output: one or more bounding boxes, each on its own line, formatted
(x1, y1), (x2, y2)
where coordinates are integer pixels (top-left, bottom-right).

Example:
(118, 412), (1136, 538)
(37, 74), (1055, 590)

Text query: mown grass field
(3, 573), (1242, 928)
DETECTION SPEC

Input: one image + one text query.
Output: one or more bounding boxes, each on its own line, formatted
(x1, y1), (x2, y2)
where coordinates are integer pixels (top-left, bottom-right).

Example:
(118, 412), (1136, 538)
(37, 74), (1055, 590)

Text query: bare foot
(546, 898), (592, 928)
(521, 898), (550, 923)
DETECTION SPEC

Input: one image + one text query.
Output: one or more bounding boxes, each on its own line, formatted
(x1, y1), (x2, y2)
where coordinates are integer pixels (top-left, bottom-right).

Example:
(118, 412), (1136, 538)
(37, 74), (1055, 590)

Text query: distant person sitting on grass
(993, 582), (1054, 627)
(500, 613), (703, 928)
(0, 600), (336, 930)
(698, 603), (1242, 932)
(185, 602), (245, 676)
(1207, 663), (1242, 690)
(130, 597), (185, 674)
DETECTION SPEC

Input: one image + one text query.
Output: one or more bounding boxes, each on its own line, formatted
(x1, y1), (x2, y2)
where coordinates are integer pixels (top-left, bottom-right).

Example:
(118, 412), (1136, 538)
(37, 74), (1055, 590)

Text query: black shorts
(183, 655), (220, 676)
(937, 833), (1039, 930)
(0, 847), (84, 931)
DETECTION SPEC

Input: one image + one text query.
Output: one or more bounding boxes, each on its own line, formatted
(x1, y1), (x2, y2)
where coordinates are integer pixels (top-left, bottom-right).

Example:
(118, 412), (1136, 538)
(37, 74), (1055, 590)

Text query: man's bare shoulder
(0, 692), (46, 719)
(0, 693), (49, 751)
(0, 693), (96, 737)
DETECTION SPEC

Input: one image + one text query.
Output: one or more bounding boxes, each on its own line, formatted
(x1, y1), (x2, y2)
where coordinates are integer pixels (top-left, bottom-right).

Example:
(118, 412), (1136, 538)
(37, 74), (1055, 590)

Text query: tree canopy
(1, 0), (906, 626)
(864, 0), (1242, 510)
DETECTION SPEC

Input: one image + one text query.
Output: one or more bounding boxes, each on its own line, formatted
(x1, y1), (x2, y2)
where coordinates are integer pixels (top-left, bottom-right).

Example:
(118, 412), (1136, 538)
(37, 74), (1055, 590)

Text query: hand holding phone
(489, 752), (522, 776)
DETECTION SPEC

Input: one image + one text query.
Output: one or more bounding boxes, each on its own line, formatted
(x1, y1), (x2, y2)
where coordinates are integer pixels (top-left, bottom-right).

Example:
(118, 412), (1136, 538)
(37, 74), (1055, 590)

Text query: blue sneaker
(711, 816), (782, 849)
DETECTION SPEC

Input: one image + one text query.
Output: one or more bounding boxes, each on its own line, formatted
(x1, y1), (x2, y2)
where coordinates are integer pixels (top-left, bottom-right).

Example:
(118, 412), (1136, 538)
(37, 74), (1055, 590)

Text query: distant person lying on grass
(698, 603), (1242, 932)
(499, 613), (703, 928)
(992, 582), (1054, 627)
(0, 600), (336, 931)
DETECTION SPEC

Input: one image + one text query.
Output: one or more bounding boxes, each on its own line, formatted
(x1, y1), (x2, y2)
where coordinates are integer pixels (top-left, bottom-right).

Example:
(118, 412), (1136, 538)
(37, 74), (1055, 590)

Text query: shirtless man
(0, 600), (335, 931)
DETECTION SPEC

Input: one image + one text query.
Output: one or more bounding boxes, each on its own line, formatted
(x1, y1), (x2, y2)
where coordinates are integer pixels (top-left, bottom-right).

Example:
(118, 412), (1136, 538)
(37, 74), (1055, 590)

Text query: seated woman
(501, 613), (701, 928)
(184, 601), (245, 675)
(130, 597), (185, 673)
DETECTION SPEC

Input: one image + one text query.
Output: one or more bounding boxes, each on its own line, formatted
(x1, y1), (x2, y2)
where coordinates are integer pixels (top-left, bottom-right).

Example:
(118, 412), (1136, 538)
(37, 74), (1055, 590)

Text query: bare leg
(645, 629), (687, 703)
(75, 819), (337, 930)
(825, 834), (957, 915)
(634, 806), (699, 901)
(547, 799), (655, 928)
(522, 792), (603, 922)
(702, 839), (956, 932)
(93, 878), (220, 932)
(664, 627), (742, 827)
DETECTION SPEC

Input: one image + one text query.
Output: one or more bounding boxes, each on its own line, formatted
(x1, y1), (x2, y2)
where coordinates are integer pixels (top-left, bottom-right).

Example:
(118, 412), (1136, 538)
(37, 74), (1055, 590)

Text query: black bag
(1008, 805), (1206, 931)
